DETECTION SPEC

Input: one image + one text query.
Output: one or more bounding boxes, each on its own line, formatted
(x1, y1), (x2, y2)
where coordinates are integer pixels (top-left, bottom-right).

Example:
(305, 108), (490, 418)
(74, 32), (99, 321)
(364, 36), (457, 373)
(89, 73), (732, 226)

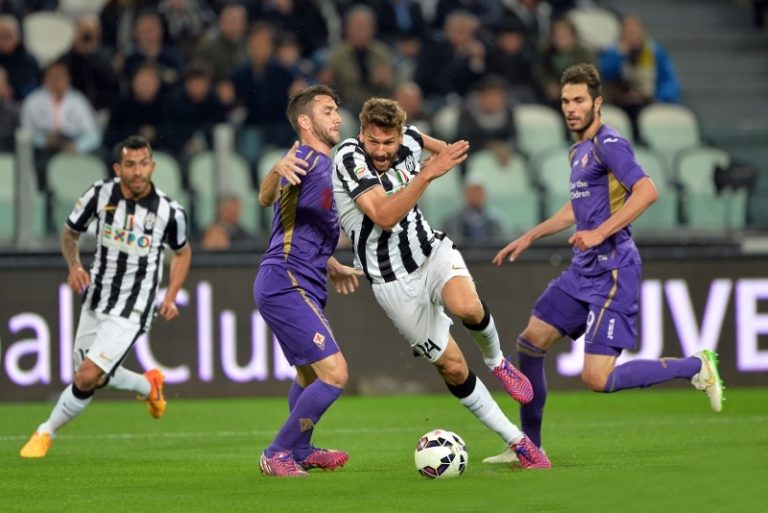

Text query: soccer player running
(20, 135), (191, 458)
(491, 63), (724, 458)
(254, 85), (363, 477)
(333, 98), (550, 469)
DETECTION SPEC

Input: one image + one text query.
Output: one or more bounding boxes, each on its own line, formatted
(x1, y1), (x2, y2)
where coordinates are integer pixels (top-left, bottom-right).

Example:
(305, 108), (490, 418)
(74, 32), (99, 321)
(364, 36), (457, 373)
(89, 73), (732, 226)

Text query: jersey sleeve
(334, 141), (380, 200)
(165, 201), (189, 251)
(594, 135), (647, 190)
(65, 181), (101, 232)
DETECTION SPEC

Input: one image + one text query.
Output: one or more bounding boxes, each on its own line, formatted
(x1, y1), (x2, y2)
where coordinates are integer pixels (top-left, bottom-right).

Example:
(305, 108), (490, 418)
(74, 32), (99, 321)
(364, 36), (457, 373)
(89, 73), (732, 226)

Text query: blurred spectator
(326, 5), (394, 112)
(432, 0), (501, 30)
(105, 62), (164, 150)
(415, 10), (486, 103)
(487, 19), (537, 103)
(99, 0), (155, 56)
(61, 14), (119, 112)
(0, 66), (19, 151)
(599, 15), (681, 134)
(275, 31), (315, 85)
(340, 0), (427, 44)
(261, 0), (330, 59)
(201, 192), (250, 250)
(536, 17), (594, 107)
(163, 64), (227, 170)
(393, 81), (431, 134)
(456, 74), (517, 173)
(194, 3), (248, 84)
(499, 0), (552, 54)
(122, 10), (187, 91)
(157, 0), (216, 58)
(0, 15), (40, 101)
(443, 180), (503, 246)
(21, 60), (102, 190)
(231, 22), (295, 179)
(392, 32), (422, 84)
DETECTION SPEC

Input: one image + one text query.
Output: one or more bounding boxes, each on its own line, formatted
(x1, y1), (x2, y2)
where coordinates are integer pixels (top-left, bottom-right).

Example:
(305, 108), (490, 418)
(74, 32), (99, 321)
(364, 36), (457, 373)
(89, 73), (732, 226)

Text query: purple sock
(604, 357), (701, 392)
(266, 379), (343, 461)
(287, 382), (312, 454)
(517, 336), (547, 448)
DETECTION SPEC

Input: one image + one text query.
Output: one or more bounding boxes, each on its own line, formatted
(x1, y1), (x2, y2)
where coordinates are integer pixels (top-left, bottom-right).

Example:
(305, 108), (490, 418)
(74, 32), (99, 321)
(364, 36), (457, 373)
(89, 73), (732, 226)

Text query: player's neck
(300, 134), (331, 157)
(578, 116), (602, 143)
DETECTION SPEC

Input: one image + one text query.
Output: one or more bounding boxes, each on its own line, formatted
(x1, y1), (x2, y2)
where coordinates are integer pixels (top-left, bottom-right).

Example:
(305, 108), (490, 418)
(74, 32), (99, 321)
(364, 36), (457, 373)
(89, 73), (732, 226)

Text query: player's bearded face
(310, 95), (341, 148)
(362, 125), (401, 172)
(116, 148), (154, 199)
(561, 83), (600, 134)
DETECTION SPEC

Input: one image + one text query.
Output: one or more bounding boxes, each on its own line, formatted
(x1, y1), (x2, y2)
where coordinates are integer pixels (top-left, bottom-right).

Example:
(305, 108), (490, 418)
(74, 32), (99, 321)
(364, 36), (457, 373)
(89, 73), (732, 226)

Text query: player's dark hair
(115, 135), (153, 163)
(285, 85), (340, 133)
(359, 98), (407, 132)
(561, 63), (602, 100)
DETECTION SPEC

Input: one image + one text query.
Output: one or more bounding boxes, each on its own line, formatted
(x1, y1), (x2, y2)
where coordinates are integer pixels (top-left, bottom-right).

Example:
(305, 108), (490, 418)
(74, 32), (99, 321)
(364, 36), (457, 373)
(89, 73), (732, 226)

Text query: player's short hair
(285, 85), (340, 133)
(359, 98), (407, 133)
(561, 63), (602, 100)
(115, 135), (153, 163)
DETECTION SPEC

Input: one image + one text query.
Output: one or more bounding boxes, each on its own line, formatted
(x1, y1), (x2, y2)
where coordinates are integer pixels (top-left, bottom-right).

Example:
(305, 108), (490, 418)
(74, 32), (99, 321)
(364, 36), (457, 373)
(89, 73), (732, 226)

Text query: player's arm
(258, 141), (308, 207)
(356, 140), (470, 231)
(422, 133), (448, 154)
(569, 176), (658, 251)
(493, 202), (576, 265)
(61, 226), (90, 293)
(159, 243), (192, 321)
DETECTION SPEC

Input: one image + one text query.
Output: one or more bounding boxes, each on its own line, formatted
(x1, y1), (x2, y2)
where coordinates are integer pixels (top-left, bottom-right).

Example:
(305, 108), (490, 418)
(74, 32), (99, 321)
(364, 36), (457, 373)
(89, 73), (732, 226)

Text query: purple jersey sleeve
(593, 133), (647, 190)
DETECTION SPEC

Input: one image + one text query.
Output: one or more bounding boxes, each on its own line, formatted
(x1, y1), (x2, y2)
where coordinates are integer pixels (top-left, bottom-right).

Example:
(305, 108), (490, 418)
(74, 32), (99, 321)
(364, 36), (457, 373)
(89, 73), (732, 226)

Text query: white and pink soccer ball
(414, 429), (468, 479)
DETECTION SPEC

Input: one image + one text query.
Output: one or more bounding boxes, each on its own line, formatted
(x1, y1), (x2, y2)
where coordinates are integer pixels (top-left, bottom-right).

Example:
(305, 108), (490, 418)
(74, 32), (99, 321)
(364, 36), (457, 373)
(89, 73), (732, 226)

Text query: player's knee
(449, 297), (484, 324)
(73, 371), (99, 392)
(581, 370), (608, 392)
(435, 358), (468, 386)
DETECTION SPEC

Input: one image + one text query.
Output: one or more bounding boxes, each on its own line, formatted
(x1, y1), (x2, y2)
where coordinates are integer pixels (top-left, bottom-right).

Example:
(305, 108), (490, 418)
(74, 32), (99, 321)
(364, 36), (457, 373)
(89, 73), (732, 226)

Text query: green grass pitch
(1, 388), (766, 513)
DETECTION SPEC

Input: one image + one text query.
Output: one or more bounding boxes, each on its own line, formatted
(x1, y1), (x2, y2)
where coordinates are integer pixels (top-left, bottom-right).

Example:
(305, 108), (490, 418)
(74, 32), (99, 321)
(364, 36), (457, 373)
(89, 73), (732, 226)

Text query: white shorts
(371, 237), (472, 362)
(73, 309), (144, 374)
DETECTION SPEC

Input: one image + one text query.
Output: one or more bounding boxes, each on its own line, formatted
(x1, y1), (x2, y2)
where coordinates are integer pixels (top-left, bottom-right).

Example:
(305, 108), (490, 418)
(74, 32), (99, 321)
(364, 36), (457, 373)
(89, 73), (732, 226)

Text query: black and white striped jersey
(333, 124), (440, 284)
(66, 178), (188, 332)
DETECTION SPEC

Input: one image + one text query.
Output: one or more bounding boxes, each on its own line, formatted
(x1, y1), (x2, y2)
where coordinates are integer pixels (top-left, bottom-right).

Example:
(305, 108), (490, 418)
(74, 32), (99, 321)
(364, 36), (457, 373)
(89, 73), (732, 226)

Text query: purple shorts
(532, 265), (641, 356)
(253, 264), (340, 366)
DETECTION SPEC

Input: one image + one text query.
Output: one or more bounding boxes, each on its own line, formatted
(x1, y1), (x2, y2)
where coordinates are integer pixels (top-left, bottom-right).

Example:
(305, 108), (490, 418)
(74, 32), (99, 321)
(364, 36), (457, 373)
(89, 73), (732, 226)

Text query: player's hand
(274, 141), (308, 186)
(423, 140), (470, 180)
(67, 265), (90, 294)
(492, 235), (532, 265)
(568, 230), (605, 251)
(328, 264), (364, 295)
(158, 299), (179, 320)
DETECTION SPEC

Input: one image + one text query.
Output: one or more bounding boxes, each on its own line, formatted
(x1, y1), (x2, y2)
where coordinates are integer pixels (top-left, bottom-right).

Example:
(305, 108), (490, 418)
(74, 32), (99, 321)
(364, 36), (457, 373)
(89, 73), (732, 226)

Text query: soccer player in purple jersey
(490, 63), (724, 461)
(254, 85), (362, 477)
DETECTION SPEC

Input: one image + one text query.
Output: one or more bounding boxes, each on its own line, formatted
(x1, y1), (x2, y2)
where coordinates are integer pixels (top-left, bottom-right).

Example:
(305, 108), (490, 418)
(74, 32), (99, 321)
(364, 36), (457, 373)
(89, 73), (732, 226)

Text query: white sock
(458, 377), (523, 445)
(465, 314), (503, 369)
(109, 367), (151, 396)
(38, 384), (93, 436)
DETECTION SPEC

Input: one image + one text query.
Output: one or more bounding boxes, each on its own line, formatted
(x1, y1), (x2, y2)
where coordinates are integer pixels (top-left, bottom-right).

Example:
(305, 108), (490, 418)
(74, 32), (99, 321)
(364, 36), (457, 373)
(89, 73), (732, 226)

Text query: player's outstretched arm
(61, 226), (90, 293)
(258, 141), (308, 207)
(356, 140), (470, 231)
(327, 256), (364, 295)
(159, 243), (192, 320)
(493, 202), (576, 265)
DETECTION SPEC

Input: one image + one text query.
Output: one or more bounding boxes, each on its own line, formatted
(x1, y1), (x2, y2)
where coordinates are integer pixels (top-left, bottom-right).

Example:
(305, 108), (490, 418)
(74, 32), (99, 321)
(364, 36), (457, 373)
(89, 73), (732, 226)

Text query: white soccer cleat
(691, 349), (725, 413)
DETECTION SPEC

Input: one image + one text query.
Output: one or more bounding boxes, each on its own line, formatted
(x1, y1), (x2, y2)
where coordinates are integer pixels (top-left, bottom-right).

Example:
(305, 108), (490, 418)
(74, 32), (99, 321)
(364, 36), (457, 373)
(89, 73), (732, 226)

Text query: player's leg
(434, 337), (550, 469)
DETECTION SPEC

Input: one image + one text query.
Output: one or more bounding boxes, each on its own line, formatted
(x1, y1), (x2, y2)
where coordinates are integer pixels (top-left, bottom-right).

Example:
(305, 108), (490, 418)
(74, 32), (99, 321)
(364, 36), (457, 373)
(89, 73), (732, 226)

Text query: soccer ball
(414, 429), (468, 479)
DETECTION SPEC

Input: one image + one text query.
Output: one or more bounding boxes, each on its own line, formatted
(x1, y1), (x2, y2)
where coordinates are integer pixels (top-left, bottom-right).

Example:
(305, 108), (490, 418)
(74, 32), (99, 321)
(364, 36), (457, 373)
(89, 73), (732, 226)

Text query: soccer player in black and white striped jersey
(20, 135), (192, 458)
(333, 98), (550, 468)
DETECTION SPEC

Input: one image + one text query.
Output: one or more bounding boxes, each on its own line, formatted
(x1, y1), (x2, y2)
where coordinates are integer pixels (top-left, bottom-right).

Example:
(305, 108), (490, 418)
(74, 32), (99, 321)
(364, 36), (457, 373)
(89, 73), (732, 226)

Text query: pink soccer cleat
(510, 436), (551, 469)
(259, 450), (308, 477)
(300, 447), (349, 471)
(491, 358), (533, 405)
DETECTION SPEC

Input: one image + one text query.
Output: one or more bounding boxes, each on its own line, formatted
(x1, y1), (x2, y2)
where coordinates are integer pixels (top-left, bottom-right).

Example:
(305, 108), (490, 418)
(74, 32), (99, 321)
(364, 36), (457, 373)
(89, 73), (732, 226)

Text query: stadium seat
(464, 150), (540, 234)
(631, 147), (679, 232)
(676, 146), (746, 229)
(431, 103), (460, 142)
(187, 151), (261, 234)
(22, 12), (75, 66)
(601, 104), (634, 143)
(638, 104), (701, 168)
(58, 0), (109, 16)
(566, 6), (621, 52)
(151, 151), (189, 209)
(0, 153), (14, 240)
(514, 104), (568, 158)
(46, 153), (107, 229)
(532, 146), (571, 217)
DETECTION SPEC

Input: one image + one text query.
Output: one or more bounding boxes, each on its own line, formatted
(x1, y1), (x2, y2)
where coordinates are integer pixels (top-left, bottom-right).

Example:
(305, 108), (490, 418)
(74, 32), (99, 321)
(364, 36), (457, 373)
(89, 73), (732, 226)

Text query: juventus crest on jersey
(333, 125), (441, 284)
(67, 178), (188, 331)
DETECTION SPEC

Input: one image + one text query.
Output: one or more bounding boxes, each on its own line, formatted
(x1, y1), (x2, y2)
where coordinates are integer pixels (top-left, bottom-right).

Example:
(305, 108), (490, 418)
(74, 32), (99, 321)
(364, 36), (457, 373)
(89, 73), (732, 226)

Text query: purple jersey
(259, 145), (339, 304)
(568, 124), (647, 275)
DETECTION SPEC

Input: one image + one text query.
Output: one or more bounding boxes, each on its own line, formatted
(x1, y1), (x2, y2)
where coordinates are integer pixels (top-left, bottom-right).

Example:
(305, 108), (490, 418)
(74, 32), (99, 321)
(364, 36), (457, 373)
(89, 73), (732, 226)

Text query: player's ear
(298, 113), (311, 130)
(594, 95), (603, 113)
(112, 162), (121, 177)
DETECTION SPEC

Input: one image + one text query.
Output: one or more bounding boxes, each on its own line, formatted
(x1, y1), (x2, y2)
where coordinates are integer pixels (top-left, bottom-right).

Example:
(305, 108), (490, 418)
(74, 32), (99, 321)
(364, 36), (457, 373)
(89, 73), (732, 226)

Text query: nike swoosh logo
(99, 352), (112, 362)
(451, 265), (465, 270)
